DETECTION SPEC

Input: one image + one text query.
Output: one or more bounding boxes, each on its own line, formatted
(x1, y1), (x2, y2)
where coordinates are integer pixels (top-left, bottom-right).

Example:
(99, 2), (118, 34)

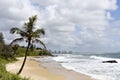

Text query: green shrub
(0, 58), (29, 80)
(39, 50), (52, 56)
(0, 33), (15, 60)
(16, 47), (40, 57)
(0, 45), (15, 60)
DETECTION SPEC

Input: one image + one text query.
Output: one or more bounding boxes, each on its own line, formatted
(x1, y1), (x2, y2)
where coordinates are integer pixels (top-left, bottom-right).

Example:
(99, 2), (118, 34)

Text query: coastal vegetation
(0, 58), (29, 80)
(0, 33), (14, 60)
(0, 15), (51, 79)
(0, 33), (29, 80)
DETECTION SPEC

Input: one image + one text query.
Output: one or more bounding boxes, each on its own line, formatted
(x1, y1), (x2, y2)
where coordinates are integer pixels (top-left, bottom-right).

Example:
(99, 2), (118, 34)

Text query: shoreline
(6, 57), (96, 80)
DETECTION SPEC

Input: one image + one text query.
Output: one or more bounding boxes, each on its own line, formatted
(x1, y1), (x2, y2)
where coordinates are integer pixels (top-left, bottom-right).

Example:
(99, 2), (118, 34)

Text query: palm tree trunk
(17, 41), (30, 75)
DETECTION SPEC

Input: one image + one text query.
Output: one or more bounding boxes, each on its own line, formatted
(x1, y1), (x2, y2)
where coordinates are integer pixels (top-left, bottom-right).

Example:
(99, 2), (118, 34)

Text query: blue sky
(0, 0), (120, 52)
(111, 0), (120, 20)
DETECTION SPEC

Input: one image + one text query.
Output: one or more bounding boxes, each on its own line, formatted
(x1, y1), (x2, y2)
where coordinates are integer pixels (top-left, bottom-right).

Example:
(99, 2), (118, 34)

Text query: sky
(0, 0), (120, 52)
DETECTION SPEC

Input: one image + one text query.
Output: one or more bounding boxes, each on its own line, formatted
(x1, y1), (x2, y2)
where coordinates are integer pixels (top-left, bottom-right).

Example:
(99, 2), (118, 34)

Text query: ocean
(51, 53), (120, 80)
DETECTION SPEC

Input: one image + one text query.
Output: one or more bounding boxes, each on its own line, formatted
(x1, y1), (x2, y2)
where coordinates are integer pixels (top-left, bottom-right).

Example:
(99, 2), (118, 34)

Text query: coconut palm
(10, 15), (46, 75)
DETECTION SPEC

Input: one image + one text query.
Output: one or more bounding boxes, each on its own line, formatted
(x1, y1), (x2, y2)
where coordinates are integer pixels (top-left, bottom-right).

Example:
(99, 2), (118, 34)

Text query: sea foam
(52, 53), (120, 80)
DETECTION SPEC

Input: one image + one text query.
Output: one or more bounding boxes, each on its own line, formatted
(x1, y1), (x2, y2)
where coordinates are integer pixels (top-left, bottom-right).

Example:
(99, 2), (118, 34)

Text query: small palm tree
(10, 15), (46, 75)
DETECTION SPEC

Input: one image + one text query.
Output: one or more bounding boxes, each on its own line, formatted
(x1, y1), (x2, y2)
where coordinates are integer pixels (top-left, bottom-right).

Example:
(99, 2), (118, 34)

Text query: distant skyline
(0, 0), (120, 52)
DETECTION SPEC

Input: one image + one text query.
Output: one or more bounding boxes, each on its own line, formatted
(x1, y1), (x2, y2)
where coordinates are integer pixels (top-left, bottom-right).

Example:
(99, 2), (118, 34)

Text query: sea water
(52, 53), (120, 80)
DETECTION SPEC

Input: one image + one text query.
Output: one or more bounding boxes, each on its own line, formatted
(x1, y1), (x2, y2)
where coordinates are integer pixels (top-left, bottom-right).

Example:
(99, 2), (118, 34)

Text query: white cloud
(0, 0), (119, 52)
(0, 0), (39, 21)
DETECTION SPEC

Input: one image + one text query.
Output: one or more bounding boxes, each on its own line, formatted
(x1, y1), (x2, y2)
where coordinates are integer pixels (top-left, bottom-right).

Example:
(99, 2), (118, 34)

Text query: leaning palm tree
(10, 15), (46, 75)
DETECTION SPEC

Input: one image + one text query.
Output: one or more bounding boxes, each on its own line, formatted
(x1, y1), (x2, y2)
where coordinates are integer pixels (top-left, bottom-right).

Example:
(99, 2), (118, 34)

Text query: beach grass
(0, 58), (29, 80)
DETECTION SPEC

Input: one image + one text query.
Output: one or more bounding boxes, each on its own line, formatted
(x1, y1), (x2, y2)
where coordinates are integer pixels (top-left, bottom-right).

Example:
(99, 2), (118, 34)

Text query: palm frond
(10, 38), (24, 46)
(29, 15), (37, 29)
(35, 28), (45, 35)
(10, 27), (28, 37)
(30, 15), (37, 24)
(35, 39), (46, 49)
(10, 28), (21, 34)
(24, 15), (37, 33)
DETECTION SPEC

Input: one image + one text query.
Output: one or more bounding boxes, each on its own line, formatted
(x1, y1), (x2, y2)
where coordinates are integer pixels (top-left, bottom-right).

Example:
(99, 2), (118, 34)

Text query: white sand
(6, 57), (96, 80)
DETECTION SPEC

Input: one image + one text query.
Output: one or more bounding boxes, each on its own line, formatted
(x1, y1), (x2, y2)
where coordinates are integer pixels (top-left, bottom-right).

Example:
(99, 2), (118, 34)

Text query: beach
(6, 57), (95, 80)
